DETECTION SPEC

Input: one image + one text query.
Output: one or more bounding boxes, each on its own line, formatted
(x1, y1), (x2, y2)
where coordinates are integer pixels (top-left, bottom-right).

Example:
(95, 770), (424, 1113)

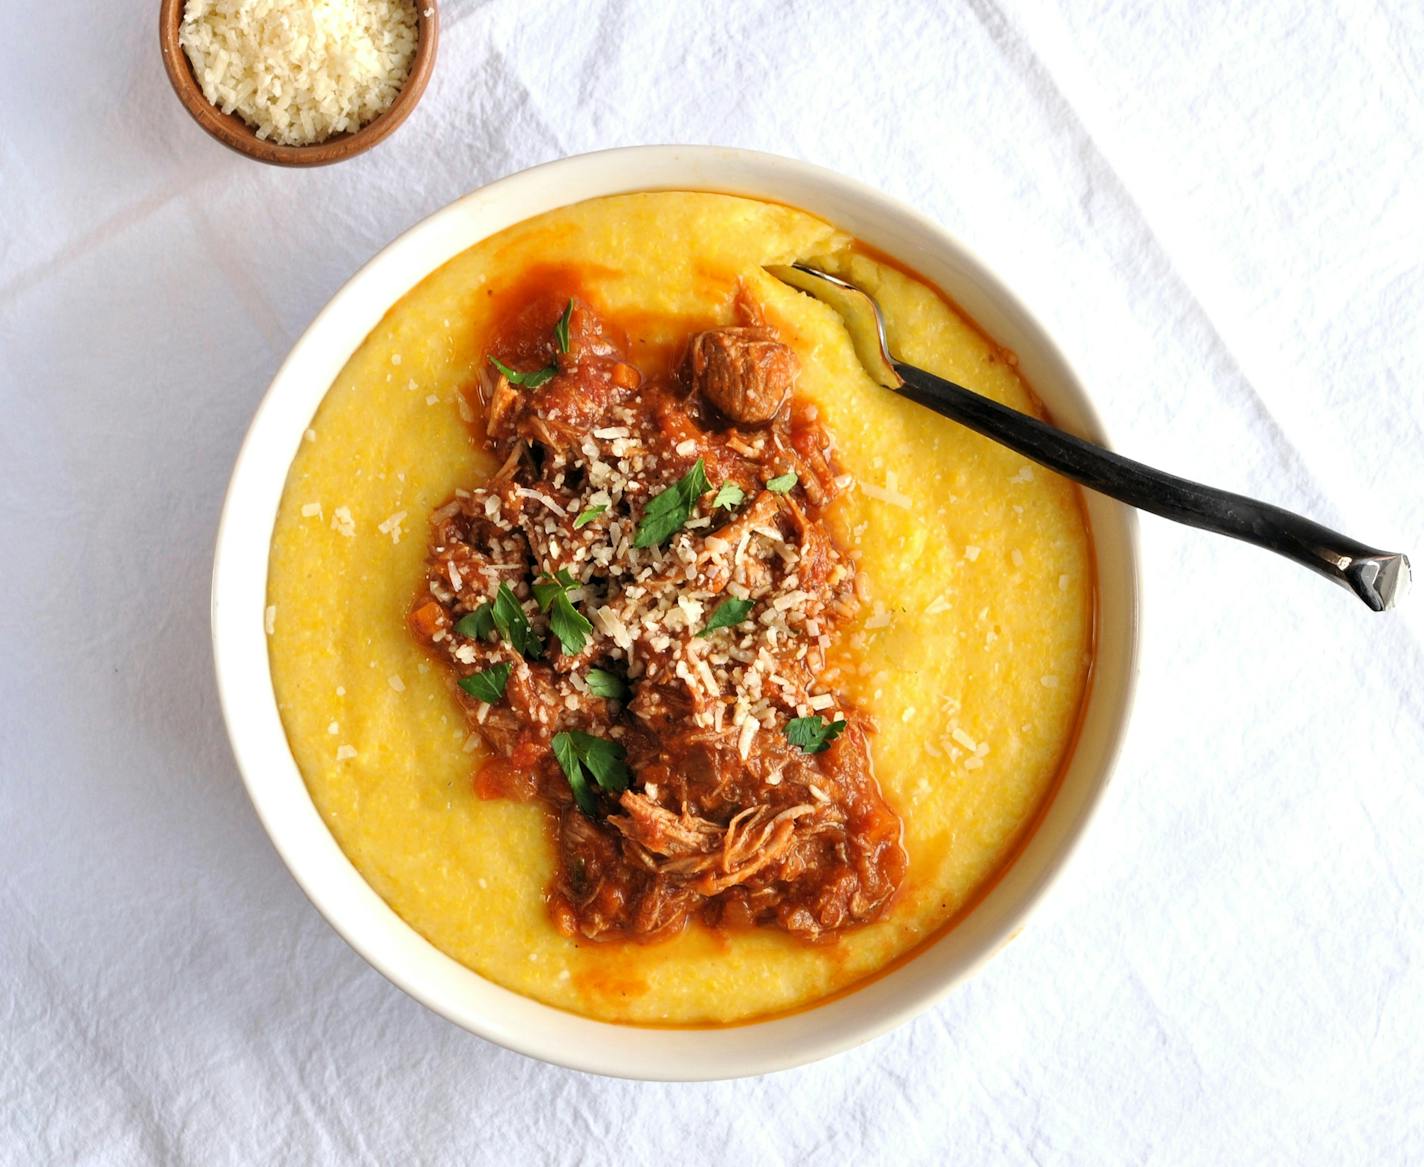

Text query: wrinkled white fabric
(3, 1), (1422, 1162)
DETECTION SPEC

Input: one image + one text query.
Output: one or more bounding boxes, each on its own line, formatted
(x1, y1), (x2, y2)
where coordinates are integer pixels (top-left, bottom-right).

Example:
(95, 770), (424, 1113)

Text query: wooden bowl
(158, 0), (439, 167)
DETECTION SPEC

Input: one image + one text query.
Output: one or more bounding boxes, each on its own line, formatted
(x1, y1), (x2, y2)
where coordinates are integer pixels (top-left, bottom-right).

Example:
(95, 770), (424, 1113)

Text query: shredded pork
(409, 291), (906, 943)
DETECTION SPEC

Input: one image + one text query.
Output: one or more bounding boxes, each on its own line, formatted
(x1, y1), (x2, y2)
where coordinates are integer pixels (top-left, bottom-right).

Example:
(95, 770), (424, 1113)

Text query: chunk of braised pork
(686, 326), (797, 424)
(552, 807), (699, 944)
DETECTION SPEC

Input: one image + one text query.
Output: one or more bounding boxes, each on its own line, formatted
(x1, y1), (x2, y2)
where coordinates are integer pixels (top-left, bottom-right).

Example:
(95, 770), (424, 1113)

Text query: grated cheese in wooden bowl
(179, 0), (420, 147)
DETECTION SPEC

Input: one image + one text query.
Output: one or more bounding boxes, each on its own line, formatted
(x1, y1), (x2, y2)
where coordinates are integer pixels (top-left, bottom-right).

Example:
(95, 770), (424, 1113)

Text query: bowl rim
(211, 145), (1141, 1080)
(158, 0), (439, 168)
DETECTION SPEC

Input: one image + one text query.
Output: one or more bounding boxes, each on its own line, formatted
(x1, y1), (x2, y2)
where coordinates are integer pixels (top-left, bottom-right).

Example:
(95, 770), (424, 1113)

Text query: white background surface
(3, 1), (1422, 1162)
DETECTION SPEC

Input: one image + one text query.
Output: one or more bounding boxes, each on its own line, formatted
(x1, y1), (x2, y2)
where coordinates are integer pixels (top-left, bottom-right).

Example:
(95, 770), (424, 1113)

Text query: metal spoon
(766, 263), (1410, 611)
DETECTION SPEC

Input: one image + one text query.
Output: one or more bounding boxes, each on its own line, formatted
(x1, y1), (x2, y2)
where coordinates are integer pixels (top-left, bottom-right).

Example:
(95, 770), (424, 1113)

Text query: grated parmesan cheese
(179, 0), (419, 147)
(858, 480), (912, 509)
(865, 602), (892, 630)
(377, 510), (407, 543)
(737, 716), (759, 760)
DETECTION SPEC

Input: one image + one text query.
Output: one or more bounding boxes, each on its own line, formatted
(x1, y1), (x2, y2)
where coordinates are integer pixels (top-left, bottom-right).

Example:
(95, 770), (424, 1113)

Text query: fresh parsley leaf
(573, 504), (606, 529)
(554, 298), (574, 354)
(633, 458), (710, 548)
(491, 582), (541, 658)
(552, 732), (596, 816)
(488, 354), (557, 389)
(766, 472), (798, 494)
(585, 668), (628, 700)
(530, 569), (592, 655)
(698, 597), (754, 637)
(457, 662), (512, 704)
(784, 715), (847, 754)
(454, 602), (494, 641)
(551, 729), (630, 816)
(549, 592), (593, 655)
(712, 482), (745, 510)
(532, 568), (577, 612)
(567, 730), (630, 792)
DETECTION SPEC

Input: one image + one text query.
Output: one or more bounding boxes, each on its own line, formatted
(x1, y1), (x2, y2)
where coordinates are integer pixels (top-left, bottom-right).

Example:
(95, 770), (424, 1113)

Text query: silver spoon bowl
(767, 263), (1410, 612)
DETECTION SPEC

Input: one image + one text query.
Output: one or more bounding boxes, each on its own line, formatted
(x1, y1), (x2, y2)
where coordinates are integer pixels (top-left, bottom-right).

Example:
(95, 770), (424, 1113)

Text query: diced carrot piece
(610, 362), (641, 389)
(409, 600), (445, 639)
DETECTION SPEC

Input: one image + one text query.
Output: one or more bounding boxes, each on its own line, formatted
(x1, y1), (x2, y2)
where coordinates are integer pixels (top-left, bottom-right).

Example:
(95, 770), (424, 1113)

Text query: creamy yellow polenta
(266, 193), (1093, 1025)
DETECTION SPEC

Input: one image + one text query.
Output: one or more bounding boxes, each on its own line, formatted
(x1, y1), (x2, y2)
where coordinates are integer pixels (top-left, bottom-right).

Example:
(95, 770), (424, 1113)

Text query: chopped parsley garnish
(585, 668), (628, 700)
(549, 595), (592, 655)
(551, 734), (594, 816)
(487, 354), (556, 389)
(554, 298), (574, 353)
(573, 504), (606, 529)
(698, 597), (754, 637)
(491, 582), (541, 658)
(712, 482), (745, 510)
(784, 714), (847, 754)
(766, 472), (798, 494)
(552, 730), (630, 816)
(454, 602), (494, 641)
(633, 457), (710, 548)
(457, 662), (512, 704)
(532, 567), (577, 610)
(533, 569), (593, 656)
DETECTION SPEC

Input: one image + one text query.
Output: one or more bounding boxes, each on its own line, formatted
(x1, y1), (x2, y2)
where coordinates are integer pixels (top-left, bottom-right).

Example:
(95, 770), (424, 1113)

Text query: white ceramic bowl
(212, 145), (1140, 1081)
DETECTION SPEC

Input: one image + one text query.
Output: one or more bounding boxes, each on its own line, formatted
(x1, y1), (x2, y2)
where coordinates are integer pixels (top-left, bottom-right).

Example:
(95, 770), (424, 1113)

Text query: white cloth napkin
(3, 1), (1421, 1162)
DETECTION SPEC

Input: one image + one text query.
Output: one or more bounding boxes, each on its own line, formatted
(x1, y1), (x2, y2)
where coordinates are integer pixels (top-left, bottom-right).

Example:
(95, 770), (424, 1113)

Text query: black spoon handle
(893, 363), (1410, 611)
